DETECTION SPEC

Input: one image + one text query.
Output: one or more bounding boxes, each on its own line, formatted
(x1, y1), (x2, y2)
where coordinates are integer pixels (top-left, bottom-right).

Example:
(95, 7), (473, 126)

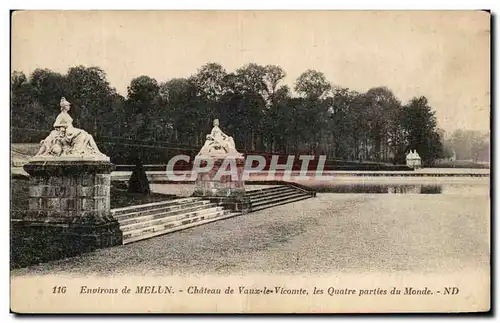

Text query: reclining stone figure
(35, 97), (108, 160)
(197, 119), (243, 158)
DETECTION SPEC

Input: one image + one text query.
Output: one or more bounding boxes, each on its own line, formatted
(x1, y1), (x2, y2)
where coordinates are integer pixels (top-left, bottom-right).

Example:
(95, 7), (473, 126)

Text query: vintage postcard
(10, 10), (490, 313)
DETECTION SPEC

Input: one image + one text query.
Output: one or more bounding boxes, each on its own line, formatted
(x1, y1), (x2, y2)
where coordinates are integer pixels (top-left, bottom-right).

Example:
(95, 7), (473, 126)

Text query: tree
(11, 71), (39, 142)
(230, 63), (270, 151)
(29, 68), (67, 126)
(326, 87), (359, 159)
(125, 76), (160, 141)
(447, 129), (490, 162)
(128, 158), (151, 194)
(260, 65), (287, 151)
(11, 71), (27, 90)
(65, 66), (119, 136)
(10, 63), (452, 167)
(159, 78), (201, 145)
(294, 69), (331, 99)
(347, 91), (369, 160)
(127, 76), (159, 108)
(262, 65), (286, 107)
(191, 63), (228, 102)
(400, 96), (443, 164)
(261, 85), (292, 152)
(234, 63), (267, 95)
(189, 63), (230, 139)
(362, 87), (402, 161)
(291, 70), (333, 155)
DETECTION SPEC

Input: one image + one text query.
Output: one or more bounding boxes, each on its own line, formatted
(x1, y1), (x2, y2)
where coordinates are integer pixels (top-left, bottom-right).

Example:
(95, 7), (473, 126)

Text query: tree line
(12, 63), (453, 165)
(442, 129), (489, 163)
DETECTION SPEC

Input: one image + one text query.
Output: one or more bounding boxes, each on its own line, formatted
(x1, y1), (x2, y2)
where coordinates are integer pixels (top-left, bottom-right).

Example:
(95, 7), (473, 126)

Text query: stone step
(246, 187), (295, 199)
(251, 194), (312, 212)
(250, 189), (304, 204)
(120, 206), (225, 232)
(117, 202), (218, 227)
(122, 208), (227, 241)
(111, 197), (200, 216)
(247, 189), (297, 201)
(251, 191), (310, 209)
(245, 185), (291, 196)
(113, 200), (212, 222)
(123, 210), (240, 244)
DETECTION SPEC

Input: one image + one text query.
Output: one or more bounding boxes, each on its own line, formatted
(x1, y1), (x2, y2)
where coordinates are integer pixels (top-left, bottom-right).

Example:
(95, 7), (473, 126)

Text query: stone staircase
(247, 184), (314, 212)
(112, 184), (315, 244)
(112, 197), (240, 244)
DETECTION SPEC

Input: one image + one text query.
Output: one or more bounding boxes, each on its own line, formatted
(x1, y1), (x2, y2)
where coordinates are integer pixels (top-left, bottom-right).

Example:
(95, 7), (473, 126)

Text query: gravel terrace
(11, 187), (489, 277)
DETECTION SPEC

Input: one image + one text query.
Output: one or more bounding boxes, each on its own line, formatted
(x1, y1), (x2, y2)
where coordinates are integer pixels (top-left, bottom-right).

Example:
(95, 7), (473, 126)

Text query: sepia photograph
(9, 10), (490, 313)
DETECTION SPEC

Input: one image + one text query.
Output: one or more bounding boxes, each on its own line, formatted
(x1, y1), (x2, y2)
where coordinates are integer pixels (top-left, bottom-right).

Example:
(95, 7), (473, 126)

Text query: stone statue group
(35, 97), (108, 160)
(35, 97), (242, 160)
(197, 119), (243, 158)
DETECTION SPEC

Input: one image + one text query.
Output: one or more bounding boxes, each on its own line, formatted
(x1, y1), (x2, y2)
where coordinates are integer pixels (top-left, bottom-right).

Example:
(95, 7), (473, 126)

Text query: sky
(11, 10), (490, 134)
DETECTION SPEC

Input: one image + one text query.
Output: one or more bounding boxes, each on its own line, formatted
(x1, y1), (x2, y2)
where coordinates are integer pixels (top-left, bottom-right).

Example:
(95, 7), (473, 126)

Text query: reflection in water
(315, 184), (443, 194)
(309, 182), (490, 195)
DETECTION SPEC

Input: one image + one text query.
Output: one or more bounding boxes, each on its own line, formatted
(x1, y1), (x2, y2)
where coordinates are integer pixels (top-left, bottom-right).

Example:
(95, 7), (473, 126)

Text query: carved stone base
(11, 160), (121, 268)
(192, 157), (246, 198)
(202, 195), (252, 214)
(23, 160), (114, 223)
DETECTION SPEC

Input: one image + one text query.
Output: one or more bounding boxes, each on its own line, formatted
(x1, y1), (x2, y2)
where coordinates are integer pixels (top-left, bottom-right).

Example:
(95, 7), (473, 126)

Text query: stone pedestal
(192, 157), (250, 213)
(11, 160), (122, 268)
